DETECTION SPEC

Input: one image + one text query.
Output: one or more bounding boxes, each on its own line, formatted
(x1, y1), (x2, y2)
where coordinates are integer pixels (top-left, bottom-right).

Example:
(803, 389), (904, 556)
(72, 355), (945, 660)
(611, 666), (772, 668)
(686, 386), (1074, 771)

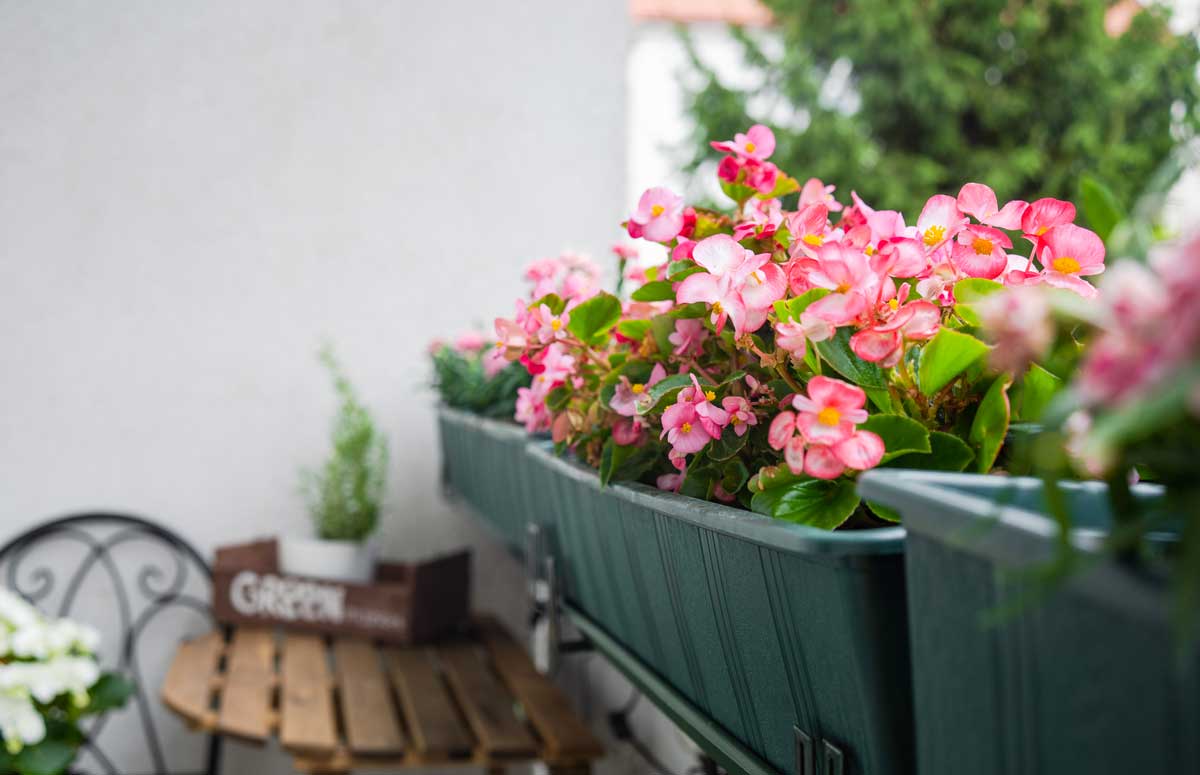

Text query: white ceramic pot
(278, 536), (377, 583)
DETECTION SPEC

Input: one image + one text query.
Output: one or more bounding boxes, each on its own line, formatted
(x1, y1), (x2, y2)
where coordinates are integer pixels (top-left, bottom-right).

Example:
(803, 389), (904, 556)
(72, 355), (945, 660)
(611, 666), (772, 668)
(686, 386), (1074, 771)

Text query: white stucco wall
(0, 2), (638, 772)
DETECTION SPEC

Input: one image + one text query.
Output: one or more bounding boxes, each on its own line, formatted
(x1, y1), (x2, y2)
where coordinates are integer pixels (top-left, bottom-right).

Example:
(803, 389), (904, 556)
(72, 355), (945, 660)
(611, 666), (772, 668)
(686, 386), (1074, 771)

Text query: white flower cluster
(0, 589), (101, 754)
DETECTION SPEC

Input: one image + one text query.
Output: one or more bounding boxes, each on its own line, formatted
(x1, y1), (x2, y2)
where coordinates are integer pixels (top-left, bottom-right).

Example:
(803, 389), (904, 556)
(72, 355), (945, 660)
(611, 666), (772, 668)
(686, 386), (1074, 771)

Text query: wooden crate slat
(476, 618), (603, 759)
(160, 630), (224, 728)
(279, 633), (339, 755)
(333, 638), (406, 755)
(437, 642), (536, 757)
(383, 647), (473, 758)
(217, 627), (276, 741)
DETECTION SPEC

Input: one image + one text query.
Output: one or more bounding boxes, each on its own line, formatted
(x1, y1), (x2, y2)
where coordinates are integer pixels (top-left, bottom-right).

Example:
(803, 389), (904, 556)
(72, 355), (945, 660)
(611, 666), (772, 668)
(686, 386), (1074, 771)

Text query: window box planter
(525, 443), (913, 775)
(437, 406), (539, 557)
(857, 469), (1196, 775)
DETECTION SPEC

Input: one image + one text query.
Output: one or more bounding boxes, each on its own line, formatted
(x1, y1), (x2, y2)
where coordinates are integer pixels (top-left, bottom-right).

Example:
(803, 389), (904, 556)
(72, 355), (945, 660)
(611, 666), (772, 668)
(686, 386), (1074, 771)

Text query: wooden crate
(211, 539), (469, 644)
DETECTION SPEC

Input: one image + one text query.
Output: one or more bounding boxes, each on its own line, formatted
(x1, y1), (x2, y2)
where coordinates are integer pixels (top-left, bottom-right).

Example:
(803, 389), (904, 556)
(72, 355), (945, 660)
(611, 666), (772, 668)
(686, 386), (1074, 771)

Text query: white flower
(0, 590), (39, 633)
(0, 656), (100, 704)
(0, 691), (45, 753)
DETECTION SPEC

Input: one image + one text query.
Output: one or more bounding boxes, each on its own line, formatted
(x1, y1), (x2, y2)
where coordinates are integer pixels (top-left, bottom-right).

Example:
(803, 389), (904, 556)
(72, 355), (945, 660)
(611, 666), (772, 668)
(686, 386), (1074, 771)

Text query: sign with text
(211, 539), (470, 644)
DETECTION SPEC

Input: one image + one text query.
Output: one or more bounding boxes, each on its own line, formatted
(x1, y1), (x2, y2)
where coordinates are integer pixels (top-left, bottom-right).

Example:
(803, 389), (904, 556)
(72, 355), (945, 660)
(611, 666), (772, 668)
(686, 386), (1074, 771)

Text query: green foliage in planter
(430, 345), (530, 419)
(679, 0), (1200, 214)
(302, 346), (388, 542)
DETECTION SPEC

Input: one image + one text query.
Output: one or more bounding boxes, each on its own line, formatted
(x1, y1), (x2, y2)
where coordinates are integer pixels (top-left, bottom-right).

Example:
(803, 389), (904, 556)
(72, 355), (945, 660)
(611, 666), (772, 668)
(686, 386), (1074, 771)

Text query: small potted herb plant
(282, 346), (388, 583)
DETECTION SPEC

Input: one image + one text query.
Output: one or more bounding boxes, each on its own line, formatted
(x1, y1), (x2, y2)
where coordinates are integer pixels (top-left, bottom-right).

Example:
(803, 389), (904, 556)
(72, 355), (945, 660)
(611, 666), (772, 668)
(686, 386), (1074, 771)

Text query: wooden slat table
(161, 616), (603, 774)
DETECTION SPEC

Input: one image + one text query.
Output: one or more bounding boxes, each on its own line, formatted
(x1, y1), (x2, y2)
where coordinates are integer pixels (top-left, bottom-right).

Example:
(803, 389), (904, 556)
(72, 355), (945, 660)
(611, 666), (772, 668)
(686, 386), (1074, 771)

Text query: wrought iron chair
(0, 513), (222, 775)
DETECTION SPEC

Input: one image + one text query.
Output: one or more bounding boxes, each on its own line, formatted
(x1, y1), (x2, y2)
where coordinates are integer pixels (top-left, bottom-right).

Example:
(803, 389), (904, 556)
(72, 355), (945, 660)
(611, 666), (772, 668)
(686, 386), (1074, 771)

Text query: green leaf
(599, 438), (623, 486)
(917, 328), (989, 396)
(16, 741), (76, 775)
(885, 430), (975, 472)
(667, 260), (704, 282)
(566, 291), (622, 346)
(953, 278), (1004, 327)
(669, 301), (709, 319)
(720, 458), (750, 493)
(970, 376), (1012, 473)
(866, 501), (903, 523)
(546, 385), (572, 412)
(778, 288), (831, 322)
(528, 293), (566, 315)
(815, 328), (888, 388)
(639, 373), (696, 414)
(720, 179), (756, 205)
(650, 314), (676, 354)
(860, 414), (931, 463)
(631, 280), (676, 302)
(86, 672), (134, 714)
(1079, 174), (1125, 243)
(770, 479), (861, 530)
(1014, 363), (1061, 422)
(707, 424), (749, 461)
(616, 319), (651, 341)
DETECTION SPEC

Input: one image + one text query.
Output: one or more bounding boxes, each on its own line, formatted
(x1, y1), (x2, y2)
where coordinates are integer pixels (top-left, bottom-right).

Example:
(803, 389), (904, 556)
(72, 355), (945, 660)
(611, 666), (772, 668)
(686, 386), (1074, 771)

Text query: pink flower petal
(957, 183), (999, 222)
(803, 445), (845, 480)
(768, 411), (797, 450)
(784, 436), (806, 474)
(834, 431), (885, 470)
(850, 328), (902, 363)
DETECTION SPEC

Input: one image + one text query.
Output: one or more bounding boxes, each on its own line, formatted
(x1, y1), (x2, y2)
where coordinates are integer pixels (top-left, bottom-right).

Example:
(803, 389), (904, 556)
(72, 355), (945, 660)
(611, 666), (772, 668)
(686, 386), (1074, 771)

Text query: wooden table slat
(333, 638), (406, 755)
(437, 642), (536, 757)
(383, 647), (473, 758)
(476, 618), (603, 759)
(217, 627), (276, 741)
(160, 630), (224, 728)
(279, 634), (339, 755)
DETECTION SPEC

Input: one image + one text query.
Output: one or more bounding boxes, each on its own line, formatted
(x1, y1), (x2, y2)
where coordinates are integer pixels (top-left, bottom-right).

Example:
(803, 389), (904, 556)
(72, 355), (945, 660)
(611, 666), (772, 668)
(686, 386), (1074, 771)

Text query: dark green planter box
(858, 470), (1197, 775)
(526, 444), (914, 775)
(437, 406), (538, 557)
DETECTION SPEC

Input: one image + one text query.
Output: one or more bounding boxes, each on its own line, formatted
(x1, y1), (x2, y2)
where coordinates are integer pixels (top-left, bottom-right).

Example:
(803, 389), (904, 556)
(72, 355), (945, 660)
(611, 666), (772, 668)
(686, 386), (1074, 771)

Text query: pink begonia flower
(677, 235), (785, 334)
(951, 224), (1013, 279)
(712, 483), (738, 503)
(656, 471), (685, 492)
(850, 297), (941, 367)
(717, 155), (743, 182)
(672, 238), (696, 261)
(612, 417), (647, 446)
(957, 183), (1028, 230)
(532, 304), (570, 344)
(1021, 197), (1076, 252)
(786, 203), (831, 259)
(515, 386), (550, 433)
(792, 376), (869, 444)
(710, 124), (775, 161)
(669, 318), (708, 357)
(916, 194), (969, 250)
(733, 198), (783, 241)
(612, 243), (639, 260)
(454, 332), (485, 352)
(721, 396), (757, 437)
(609, 362), (667, 417)
(1035, 224), (1106, 298)
(766, 378), (884, 480)
(661, 375), (729, 455)
(875, 237), (929, 278)
(979, 286), (1054, 373)
(531, 343), (576, 389)
(774, 320), (809, 360)
(744, 160), (780, 195)
(482, 347), (508, 377)
(630, 187), (685, 243)
(799, 178), (843, 212)
(493, 317), (528, 360)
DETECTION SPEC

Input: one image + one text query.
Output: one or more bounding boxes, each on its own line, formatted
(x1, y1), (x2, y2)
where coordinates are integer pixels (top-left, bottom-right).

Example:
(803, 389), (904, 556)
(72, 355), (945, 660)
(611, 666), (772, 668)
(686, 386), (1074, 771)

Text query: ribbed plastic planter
(857, 469), (1196, 775)
(436, 406), (538, 556)
(525, 444), (914, 775)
